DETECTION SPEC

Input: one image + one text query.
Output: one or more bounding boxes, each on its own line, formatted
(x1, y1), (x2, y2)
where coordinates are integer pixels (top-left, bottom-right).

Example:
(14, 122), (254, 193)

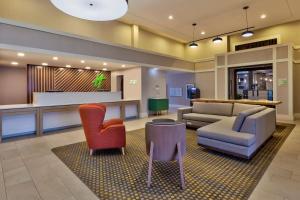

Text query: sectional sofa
(178, 102), (276, 159)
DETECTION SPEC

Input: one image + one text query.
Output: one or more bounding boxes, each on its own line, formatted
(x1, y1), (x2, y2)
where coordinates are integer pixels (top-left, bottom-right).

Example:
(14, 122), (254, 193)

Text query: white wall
(141, 67), (167, 116)
(111, 67), (142, 101)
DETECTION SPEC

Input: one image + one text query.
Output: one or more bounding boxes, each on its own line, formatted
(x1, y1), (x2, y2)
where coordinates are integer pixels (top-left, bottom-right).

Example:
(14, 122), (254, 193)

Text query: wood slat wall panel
(27, 65), (111, 103)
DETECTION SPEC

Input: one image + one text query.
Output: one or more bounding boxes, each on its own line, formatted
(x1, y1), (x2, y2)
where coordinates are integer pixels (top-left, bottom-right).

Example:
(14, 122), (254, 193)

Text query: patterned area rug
(52, 124), (294, 200)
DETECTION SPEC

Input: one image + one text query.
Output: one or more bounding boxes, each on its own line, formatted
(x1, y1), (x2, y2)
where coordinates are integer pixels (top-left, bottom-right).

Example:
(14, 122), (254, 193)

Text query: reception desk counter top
(0, 98), (140, 142)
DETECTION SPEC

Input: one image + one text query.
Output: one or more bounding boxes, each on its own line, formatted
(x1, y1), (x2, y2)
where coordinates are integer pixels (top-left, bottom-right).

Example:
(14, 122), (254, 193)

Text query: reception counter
(0, 92), (140, 142)
(33, 92), (122, 106)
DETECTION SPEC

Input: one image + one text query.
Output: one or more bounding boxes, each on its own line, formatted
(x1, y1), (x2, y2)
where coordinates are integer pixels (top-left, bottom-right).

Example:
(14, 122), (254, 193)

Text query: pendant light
(50, 0), (129, 21)
(212, 36), (223, 44)
(241, 6), (254, 37)
(189, 23), (198, 48)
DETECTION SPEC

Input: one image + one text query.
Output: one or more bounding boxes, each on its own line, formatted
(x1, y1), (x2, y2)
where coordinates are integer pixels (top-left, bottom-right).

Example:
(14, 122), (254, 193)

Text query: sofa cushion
(197, 117), (256, 147)
(232, 103), (260, 116)
(192, 102), (233, 116)
(232, 106), (266, 132)
(183, 113), (228, 123)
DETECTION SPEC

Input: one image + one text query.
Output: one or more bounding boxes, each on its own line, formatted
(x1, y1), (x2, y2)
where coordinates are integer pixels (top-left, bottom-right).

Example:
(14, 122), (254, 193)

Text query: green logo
(92, 74), (106, 89)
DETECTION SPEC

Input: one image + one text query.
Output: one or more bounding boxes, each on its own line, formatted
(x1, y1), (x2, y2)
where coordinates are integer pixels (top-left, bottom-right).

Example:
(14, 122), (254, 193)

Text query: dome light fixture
(189, 23), (198, 48)
(50, 0), (129, 21)
(241, 6), (254, 38)
(212, 36), (223, 44)
(242, 30), (254, 37)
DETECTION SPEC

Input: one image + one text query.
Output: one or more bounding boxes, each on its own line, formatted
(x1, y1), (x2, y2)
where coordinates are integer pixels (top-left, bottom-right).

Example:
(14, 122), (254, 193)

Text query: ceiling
(120, 0), (300, 42)
(0, 49), (137, 71)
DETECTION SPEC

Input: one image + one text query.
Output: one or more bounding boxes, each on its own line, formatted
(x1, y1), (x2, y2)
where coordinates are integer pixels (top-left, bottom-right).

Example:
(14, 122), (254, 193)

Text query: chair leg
(177, 142), (185, 189)
(121, 147), (125, 155)
(89, 149), (94, 156)
(147, 142), (154, 188)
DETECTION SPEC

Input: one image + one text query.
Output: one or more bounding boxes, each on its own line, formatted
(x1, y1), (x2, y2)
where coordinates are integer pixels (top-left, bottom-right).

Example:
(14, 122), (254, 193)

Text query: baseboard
(277, 114), (294, 123)
(169, 104), (188, 108)
(140, 112), (148, 118)
(294, 113), (300, 120)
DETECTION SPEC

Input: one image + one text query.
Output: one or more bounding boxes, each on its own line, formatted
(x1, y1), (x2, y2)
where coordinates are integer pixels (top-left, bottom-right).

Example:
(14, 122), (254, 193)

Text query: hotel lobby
(0, 0), (300, 199)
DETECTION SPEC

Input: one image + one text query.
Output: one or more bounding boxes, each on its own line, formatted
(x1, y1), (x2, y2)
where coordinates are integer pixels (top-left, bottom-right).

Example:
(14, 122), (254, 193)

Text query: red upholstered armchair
(79, 104), (126, 156)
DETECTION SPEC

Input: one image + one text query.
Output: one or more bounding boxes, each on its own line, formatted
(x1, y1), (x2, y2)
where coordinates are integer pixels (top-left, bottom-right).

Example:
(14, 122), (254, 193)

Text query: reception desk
(0, 92), (140, 142)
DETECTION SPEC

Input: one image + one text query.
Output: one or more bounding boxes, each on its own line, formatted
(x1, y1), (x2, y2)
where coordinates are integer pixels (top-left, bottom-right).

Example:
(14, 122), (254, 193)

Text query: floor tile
(4, 166), (32, 187)
(1, 157), (24, 173)
(5, 181), (40, 200)
(0, 162), (7, 200)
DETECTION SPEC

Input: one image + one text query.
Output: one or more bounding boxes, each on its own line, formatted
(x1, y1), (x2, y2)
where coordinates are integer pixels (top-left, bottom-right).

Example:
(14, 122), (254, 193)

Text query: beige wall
(195, 60), (215, 71)
(294, 63), (300, 114)
(111, 67), (142, 101)
(229, 20), (300, 51)
(185, 36), (228, 61)
(0, 0), (186, 60)
(195, 72), (215, 99)
(0, 66), (27, 105)
(0, 0), (132, 46)
(138, 29), (185, 59)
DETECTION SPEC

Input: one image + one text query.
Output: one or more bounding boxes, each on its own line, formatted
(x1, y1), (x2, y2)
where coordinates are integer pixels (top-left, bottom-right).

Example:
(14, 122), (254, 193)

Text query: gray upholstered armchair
(145, 122), (186, 189)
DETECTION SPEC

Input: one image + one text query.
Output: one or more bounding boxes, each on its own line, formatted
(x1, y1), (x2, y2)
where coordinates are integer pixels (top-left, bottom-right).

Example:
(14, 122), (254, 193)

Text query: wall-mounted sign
(129, 80), (137, 85)
(169, 88), (182, 97)
(278, 78), (288, 86)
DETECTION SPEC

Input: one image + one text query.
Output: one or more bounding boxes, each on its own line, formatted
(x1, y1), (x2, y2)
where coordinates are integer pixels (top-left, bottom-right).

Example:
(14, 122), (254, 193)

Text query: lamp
(212, 36), (223, 44)
(241, 6), (254, 37)
(189, 23), (198, 48)
(50, 0), (128, 21)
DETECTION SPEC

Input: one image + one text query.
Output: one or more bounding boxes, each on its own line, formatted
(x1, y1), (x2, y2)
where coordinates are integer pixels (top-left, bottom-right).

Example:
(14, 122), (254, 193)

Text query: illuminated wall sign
(278, 79), (288, 86)
(129, 80), (137, 85)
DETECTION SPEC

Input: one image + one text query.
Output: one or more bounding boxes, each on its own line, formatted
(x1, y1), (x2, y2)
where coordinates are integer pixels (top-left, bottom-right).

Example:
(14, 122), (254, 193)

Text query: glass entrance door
(228, 65), (273, 100)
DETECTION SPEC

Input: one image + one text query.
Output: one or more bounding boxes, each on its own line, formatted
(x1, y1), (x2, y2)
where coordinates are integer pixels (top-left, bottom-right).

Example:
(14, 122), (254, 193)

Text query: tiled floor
(0, 114), (299, 200)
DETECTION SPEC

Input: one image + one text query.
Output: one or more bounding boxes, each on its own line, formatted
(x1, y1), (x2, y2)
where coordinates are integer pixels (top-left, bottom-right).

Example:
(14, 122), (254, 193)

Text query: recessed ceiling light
(85, 66), (91, 70)
(103, 62), (108, 66)
(42, 63), (48, 66)
(103, 68), (108, 71)
(201, 31), (205, 35)
(11, 61), (19, 65)
(66, 65), (71, 68)
(168, 15), (174, 20)
(59, 68), (64, 71)
(53, 57), (58, 60)
(81, 60), (85, 63)
(260, 14), (267, 19)
(17, 52), (25, 57)
(78, 69), (83, 72)
(95, 71), (100, 73)
(122, 64), (126, 68)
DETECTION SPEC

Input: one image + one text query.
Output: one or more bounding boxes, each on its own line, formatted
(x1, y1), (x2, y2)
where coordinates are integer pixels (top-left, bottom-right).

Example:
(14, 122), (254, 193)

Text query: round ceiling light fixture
(241, 6), (254, 38)
(212, 36), (223, 44)
(241, 30), (254, 37)
(50, 0), (129, 21)
(189, 23), (198, 48)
